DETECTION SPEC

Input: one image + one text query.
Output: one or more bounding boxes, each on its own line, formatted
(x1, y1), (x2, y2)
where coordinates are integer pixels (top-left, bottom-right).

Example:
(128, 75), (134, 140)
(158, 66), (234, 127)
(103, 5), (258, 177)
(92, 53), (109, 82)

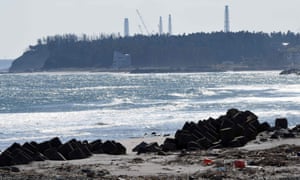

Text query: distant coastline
(9, 31), (300, 73)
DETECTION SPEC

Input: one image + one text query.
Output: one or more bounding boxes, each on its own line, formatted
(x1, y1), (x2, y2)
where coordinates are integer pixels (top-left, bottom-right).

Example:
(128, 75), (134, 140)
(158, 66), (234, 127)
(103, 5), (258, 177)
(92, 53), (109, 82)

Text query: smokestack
(159, 16), (163, 35)
(124, 18), (129, 37)
(168, 14), (172, 35)
(224, 5), (230, 33)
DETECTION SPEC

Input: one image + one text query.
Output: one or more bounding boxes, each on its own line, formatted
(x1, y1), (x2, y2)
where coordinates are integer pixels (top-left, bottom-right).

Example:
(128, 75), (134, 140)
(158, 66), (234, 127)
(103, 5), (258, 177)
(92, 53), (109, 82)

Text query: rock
(0, 151), (14, 167)
(43, 148), (66, 161)
(114, 142), (126, 155)
(220, 127), (235, 146)
(161, 138), (177, 152)
(280, 69), (300, 75)
(49, 137), (63, 148)
(78, 144), (92, 157)
(292, 124), (300, 132)
(37, 141), (52, 154)
(157, 150), (167, 156)
(90, 140), (103, 153)
(22, 142), (38, 154)
(0, 138), (126, 166)
(229, 136), (247, 147)
(102, 141), (126, 155)
(283, 132), (295, 138)
(68, 148), (87, 160)
(175, 130), (198, 149)
(275, 118), (288, 129)
(0, 166), (20, 172)
(172, 109), (271, 150)
(57, 142), (74, 160)
(187, 141), (202, 151)
(82, 168), (96, 178)
(145, 142), (160, 152)
(258, 122), (271, 133)
(137, 142), (161, 154)
(6, 143), (22, 153)
(132, 142), (147, 152)
(33, 152), (48, 161)
(226, 108), (240, 118)
(11, 148), (33, 165)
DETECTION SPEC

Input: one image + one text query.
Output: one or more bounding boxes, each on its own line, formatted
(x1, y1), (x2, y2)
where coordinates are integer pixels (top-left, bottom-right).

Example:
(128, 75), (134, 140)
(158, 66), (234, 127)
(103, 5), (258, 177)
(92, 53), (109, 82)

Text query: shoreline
(1, 136), (299, 179)
(5, 67), (285, 74)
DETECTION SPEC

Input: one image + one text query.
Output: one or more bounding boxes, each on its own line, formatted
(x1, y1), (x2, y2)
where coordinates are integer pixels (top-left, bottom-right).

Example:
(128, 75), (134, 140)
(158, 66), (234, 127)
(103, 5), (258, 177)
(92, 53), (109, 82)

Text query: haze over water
(0, 71), (300, 150)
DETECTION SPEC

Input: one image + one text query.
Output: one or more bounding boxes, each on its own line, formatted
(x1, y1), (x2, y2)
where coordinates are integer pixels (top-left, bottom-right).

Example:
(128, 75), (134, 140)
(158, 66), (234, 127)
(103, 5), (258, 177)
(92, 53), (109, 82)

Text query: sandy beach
(0, 134), (299, 180)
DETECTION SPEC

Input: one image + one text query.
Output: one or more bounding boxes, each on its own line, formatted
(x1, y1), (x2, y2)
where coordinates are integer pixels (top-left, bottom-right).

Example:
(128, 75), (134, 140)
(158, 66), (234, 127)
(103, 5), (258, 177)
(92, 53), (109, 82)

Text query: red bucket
(203, 158), (213, 166)
(234, 160), (246, 168)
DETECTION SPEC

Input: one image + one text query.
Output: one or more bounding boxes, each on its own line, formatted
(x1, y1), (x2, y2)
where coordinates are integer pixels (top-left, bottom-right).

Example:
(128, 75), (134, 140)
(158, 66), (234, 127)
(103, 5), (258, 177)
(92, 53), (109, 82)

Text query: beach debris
(0, 166), (20, 172)
(0, 137), (126, 167)
(203, 158), (214, 166)
(234, 160), (246, 169)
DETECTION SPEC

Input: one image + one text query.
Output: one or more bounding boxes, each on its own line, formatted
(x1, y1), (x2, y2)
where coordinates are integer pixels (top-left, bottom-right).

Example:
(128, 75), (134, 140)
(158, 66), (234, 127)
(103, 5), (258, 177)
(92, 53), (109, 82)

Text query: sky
(1, 0), (300, 59)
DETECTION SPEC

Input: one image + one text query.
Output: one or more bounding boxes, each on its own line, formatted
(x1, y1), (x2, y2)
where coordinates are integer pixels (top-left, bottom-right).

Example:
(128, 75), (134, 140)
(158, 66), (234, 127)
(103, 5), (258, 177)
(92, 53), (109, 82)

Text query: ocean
(0, 71), (300, 150)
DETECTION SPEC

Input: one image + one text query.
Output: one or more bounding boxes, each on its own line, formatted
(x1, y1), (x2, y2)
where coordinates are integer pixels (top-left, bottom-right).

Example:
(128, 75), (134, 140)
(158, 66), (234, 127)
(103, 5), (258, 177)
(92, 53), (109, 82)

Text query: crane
(136, 9), (150, 35)
(138, 24), (144, 34)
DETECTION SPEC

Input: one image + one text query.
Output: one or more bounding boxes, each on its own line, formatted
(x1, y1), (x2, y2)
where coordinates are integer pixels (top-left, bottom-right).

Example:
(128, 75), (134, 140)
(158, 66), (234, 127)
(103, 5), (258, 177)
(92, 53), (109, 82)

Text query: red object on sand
(203, 158), (213, 165)
(234, 160), (246, 168)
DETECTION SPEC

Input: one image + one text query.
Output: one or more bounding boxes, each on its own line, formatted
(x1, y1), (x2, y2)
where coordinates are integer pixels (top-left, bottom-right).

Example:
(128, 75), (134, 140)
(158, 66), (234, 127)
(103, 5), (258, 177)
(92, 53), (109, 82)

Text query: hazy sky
(1, 0), (300, 59)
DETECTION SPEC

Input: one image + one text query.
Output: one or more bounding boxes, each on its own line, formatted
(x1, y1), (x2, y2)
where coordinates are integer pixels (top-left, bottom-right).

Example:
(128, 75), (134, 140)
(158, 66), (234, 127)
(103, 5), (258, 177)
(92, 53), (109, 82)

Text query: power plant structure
(159, 16), (163, 35)
(123, 12), (172, 36)
(168, 14), (172, 35)
(124, 18), (129, 37)
(224, 5), (230, 33)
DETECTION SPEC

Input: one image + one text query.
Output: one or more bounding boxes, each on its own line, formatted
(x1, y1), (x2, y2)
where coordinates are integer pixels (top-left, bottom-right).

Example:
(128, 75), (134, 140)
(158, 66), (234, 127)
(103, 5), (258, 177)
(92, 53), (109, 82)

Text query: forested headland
(9, 31), (300, 72)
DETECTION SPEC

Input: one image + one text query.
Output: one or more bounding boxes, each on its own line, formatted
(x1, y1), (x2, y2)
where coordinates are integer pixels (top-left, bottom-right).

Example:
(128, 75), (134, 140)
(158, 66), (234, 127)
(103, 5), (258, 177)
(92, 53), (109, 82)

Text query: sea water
(0, 71), (299, 150)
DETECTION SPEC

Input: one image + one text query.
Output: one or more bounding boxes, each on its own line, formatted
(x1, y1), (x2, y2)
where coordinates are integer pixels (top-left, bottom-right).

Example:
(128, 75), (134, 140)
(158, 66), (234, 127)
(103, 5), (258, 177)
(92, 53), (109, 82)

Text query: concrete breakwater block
(169, 109), (265, 151)
(136, 109), (298, 154)
(0, 137), (126, 167)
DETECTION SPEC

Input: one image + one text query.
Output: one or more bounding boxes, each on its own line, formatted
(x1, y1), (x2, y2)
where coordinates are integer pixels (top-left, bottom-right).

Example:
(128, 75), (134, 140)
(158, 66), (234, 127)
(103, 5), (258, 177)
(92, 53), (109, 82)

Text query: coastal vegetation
(10, 31), (300, 72)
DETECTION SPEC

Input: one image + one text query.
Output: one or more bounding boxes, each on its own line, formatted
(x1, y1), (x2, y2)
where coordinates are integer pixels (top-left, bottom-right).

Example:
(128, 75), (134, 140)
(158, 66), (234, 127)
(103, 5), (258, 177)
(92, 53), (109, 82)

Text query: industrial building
(124, 18), (129, 37)
(112, 51), (131, 69)
(224, 5), (230, 32)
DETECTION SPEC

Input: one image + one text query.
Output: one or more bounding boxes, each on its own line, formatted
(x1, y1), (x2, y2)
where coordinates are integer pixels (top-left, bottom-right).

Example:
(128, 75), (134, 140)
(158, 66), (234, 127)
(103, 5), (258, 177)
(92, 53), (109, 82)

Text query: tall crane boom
(136, 9), (150, 35)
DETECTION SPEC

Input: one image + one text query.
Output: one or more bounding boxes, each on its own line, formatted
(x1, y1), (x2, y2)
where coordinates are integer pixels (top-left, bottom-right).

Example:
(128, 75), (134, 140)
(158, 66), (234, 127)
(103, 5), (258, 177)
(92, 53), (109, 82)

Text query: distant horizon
(1, 0), (300, 59)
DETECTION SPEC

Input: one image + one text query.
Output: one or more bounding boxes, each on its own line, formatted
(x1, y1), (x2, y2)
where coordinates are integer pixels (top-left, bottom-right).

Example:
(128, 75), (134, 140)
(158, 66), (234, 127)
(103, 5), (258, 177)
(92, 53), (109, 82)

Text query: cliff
(9, 46), (49, 73)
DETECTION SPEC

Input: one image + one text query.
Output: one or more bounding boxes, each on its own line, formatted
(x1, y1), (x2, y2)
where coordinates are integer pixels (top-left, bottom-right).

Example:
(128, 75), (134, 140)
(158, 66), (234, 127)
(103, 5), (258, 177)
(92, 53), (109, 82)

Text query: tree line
(20, 31), (300, 70)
